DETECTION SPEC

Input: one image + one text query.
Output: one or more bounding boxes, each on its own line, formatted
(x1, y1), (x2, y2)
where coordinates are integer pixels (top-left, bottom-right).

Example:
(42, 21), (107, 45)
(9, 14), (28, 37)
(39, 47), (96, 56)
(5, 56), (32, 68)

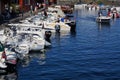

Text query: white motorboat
(5, 48), (17, 66)
(15, 42), (29, 55)
(15, 41), (30, 60)
(44, 21), (71, 32)
(111, 7), (120, 13)
(8, 23), (43, 28)
(16, 11), (70, 33)
(96, 16), (111, 23)
(48, 7), (66, 17)
(17, 33), (49, 51)
(23, 33), (49, 51)
(8, 24), (51, 49)
(0, 42), (7, 70)
(7, 23), (46, 39)
(29, 34), (45, 51)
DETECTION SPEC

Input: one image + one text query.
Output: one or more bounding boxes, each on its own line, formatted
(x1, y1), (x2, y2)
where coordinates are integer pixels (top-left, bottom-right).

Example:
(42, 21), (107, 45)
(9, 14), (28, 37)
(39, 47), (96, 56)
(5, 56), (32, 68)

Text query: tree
(96, 0), (103, 5)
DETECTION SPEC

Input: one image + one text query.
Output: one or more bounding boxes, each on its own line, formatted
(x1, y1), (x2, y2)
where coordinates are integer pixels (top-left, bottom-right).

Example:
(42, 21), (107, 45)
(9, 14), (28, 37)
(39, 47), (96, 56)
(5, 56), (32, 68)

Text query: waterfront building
(19, 0), (36, 12)
(0, 0), (10, 14)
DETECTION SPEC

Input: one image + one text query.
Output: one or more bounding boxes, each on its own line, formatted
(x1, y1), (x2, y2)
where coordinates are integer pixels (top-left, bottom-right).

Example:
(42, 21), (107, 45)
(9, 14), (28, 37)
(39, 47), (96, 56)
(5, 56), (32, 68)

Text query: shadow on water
(111, 18), (118, 24)
(19, 51), (47, 67)
(29, 52), (46, 65)
(19, 55), (31, 67)
(0, 70), (18, 80)
(97, 22), (111, 31)
(46, 39), (51, 43)
(55, 32), (61, 44)
(70, 30), (76, 37)
(70, 22), (76, 37)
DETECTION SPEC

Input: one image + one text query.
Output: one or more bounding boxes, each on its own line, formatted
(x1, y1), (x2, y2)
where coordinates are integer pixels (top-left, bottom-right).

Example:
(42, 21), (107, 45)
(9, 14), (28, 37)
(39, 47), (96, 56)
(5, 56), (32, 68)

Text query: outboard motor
(70, 21), (76, 32)
(55, 24), (60, 33)
(45, 31), (52, 42)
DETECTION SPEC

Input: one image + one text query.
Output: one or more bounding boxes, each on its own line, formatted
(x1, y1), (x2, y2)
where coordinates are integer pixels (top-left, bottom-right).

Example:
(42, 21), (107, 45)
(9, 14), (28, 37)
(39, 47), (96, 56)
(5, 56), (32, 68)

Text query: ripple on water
(17, 9), (120, 80)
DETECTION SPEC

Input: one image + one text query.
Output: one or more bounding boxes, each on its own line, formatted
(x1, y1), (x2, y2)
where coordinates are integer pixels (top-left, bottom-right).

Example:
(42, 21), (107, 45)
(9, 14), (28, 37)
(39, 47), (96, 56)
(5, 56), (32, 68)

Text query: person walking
(34, 6), (38, 15)
(30, 5), (33, 16)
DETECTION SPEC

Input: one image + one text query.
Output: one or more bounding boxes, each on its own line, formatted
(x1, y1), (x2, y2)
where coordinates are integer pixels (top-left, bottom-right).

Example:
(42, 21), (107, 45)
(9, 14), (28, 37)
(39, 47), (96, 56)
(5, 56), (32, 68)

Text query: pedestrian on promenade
(44, 10), (48, 18)
(34, 6), (38, 15)
(10, 6), (13, 14)
(30, 5), (33, 16)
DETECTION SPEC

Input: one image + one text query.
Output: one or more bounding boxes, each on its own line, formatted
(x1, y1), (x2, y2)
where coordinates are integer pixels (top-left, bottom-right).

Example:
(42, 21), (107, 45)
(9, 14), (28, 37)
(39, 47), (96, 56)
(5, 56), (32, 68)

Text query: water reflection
(97, 22), (111, 31)
(55, 32), (61, 44)
(37, 53), (46, 65)
(0, 70), (18, 80)
(29, 52), (46, 65)
(111, 18), (117, 25)
(20, 55), (31, 67)
(70, 30), (76, 37)
(18, 49), (47, 67)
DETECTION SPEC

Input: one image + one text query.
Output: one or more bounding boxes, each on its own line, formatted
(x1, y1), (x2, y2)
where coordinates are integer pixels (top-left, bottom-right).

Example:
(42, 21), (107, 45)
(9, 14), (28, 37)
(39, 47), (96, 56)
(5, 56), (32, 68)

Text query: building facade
(0, 0), (37, 15)
(19, 0), (36, 12)
(0, 0), (11, 14)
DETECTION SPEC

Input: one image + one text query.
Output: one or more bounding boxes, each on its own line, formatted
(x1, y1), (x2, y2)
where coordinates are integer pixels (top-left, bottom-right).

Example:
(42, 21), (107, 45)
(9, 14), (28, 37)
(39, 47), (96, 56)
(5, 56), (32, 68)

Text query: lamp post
(0, 0), (1, 14)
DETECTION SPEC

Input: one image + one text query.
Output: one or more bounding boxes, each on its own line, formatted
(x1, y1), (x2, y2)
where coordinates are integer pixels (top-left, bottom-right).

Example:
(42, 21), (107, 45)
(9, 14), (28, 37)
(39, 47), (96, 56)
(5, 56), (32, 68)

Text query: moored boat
(96, 16), (111, 23)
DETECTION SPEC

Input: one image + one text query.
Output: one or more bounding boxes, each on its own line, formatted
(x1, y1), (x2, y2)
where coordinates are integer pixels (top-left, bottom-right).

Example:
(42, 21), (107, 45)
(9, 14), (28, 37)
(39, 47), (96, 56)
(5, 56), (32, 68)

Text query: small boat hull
(96, 16), (111, 23)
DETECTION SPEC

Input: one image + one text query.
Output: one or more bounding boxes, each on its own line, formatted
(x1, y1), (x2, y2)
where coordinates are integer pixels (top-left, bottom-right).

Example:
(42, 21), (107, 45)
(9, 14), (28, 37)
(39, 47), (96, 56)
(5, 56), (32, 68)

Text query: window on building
(24, 0), (30, 5)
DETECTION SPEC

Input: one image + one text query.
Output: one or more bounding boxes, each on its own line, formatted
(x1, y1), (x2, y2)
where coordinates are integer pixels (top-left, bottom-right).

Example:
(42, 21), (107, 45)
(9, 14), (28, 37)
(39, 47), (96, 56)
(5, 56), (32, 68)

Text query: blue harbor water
(5, 9), (120, 80)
